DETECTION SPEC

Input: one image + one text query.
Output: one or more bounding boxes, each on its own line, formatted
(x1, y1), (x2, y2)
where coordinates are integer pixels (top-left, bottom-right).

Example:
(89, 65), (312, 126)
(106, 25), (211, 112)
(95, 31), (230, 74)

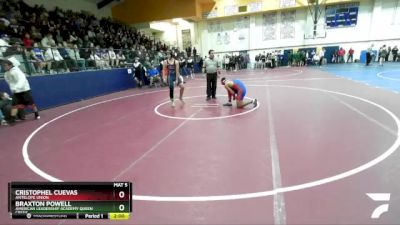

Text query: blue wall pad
(0, 69), (135, 109)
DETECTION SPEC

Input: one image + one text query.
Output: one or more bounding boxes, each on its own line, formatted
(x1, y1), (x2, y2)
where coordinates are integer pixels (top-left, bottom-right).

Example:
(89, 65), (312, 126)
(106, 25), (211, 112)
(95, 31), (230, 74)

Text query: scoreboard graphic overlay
(8, 182), (132, 220)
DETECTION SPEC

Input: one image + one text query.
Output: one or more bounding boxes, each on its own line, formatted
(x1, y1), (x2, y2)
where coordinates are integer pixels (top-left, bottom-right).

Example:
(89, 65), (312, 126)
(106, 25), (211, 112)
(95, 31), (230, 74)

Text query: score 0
(113, 183), (129, 199)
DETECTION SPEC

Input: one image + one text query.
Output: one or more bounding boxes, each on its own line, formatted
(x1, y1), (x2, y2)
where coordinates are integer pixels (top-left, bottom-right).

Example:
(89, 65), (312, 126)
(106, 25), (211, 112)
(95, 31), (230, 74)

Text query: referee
(203, 50), (221, 101)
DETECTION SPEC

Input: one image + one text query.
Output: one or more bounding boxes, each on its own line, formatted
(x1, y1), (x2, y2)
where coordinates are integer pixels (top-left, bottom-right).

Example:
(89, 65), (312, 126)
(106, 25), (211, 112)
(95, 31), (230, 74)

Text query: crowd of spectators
(0, 0), (203, 78)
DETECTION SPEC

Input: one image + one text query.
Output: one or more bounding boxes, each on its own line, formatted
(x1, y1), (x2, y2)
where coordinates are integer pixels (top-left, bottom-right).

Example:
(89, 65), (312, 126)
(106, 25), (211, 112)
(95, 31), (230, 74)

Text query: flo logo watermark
(366, 193), (391, 219)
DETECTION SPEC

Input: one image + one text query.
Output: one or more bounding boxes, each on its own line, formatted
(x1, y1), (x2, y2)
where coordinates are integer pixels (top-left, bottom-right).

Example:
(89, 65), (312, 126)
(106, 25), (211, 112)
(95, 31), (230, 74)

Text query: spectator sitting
(116, 50), (126, 67)
(80, 46), (93, 68)
(0, 34), (11, 57)
(3, 41), (27, 72)
(30, 26), (42, 41)
(55, 29), (63, 45)
(90, 46), (105, 69)
(69, 31), (78, 44)
(72, 44), (85, 70)
(24, 47), (41, 74)
(41, 33), (54, 48)
(108, 47), (117, 67)
(63, 42), (78, 71)
(87, 29), (96, 40)
(44, 43), (68, 73)
(57, 42), (69, 60)
(143, 56), (159, 87)
(31, 43), (45, 73)
(22, 33), (34, 48)
(147, 66), (161, 88)
(142, 56), (151, 71)
(101, 49), (111, 69)
(0, 0), (173, 75)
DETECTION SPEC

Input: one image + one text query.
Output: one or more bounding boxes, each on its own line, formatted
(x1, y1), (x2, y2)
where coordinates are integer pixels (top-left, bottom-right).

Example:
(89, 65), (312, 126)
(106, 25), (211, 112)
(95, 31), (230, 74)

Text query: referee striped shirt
(204, 58), (220, 74)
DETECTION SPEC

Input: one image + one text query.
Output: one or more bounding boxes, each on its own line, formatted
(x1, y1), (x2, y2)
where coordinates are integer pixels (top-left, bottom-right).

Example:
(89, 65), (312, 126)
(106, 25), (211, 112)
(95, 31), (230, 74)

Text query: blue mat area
(320, 63), (400, 93)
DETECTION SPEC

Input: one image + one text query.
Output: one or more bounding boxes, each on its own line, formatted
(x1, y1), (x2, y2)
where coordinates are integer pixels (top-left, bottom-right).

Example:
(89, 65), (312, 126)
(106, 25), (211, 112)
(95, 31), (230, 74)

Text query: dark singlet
(167, 59), (177, 79)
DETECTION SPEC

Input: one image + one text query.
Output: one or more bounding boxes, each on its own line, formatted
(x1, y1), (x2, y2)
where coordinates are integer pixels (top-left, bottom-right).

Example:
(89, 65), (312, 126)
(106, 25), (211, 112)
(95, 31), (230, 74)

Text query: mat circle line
(377, 70), (400, 81)
(154, 95), (259, 120)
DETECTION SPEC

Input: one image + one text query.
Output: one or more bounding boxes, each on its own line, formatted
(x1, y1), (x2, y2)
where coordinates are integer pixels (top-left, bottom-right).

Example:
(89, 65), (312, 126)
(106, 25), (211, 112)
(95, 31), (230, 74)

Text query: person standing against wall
(379, 45), (388, 66)
(254, 53), (260, 69)
(366, 44), (373, 66)
(338, 47), (346, 63)
(203, 50), (221, 101)
(386, 46), (391, 62)
(187, 56), (194, 79)
(186, 46), (192, 57)
(192, 47), (197, 62)
(261, 51), (266, 69)
(318, 47), (325, 67)
(392, 46), (398, 62)
(347, 47), (354, 63)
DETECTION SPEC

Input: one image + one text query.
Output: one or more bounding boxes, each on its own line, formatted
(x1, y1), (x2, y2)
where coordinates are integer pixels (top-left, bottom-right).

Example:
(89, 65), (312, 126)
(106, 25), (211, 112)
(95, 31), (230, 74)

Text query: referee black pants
(206, 72), (217, 99)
